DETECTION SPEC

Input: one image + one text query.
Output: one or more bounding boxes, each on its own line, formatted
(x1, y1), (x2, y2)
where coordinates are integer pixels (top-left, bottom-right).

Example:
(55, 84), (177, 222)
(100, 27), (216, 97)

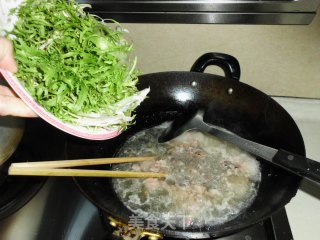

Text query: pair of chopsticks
(8, 156), (167, 178)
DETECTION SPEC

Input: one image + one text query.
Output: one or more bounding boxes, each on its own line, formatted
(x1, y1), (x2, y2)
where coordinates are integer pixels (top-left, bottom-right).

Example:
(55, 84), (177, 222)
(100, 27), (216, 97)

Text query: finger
(0, 85), (16, 97)
(0, 95), (37, 117)
(0, 38), (18, 73)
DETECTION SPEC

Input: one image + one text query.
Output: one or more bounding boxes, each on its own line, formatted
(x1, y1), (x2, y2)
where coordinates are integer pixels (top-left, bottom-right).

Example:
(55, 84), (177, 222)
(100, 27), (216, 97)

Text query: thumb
(0, 37), (18, 73)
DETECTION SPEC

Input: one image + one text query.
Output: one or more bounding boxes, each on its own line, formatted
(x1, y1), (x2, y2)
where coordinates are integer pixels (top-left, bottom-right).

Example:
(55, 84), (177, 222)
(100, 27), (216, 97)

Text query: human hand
(0, 37), (37, 117)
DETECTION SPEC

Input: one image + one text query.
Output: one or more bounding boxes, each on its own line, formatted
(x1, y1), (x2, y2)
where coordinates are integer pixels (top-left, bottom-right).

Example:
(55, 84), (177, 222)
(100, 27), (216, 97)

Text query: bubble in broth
(112, 125), (261, 229)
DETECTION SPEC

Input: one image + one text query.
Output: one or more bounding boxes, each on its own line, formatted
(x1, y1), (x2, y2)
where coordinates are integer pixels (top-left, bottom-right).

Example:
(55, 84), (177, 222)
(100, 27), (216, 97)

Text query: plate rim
(0, 69), (121, 140)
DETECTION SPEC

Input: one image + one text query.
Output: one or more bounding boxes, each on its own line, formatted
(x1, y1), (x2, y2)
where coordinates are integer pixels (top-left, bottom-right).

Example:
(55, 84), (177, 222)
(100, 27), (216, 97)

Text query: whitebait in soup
(112, 126), (261, 229)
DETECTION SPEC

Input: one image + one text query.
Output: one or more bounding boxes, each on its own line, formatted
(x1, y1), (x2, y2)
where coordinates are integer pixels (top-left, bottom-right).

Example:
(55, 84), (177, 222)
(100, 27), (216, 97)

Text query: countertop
(274, 97), (320, 240)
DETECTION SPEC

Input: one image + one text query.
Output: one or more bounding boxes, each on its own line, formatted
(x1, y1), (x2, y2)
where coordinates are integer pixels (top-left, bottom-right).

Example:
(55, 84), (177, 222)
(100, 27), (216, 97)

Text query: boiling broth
(112, 126), (261, 228)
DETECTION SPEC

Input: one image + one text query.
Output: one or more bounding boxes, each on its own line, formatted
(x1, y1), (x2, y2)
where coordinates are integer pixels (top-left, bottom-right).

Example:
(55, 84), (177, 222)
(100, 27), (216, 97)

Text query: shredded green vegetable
(8, 0), (145, 130)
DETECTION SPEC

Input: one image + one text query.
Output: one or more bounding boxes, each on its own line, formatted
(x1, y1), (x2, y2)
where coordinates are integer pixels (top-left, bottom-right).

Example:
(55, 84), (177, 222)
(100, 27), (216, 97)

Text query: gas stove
(0, 97), (319, 240)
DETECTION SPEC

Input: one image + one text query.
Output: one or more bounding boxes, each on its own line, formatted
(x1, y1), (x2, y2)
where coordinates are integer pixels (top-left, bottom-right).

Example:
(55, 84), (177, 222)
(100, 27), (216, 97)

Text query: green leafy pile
(9, 0), (144, 130)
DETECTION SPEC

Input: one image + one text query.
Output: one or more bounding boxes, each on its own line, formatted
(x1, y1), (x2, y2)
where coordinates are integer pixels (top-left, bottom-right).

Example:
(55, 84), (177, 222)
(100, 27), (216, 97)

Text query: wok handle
(190, 52), (241, 81)
(273, 150), (320, 186)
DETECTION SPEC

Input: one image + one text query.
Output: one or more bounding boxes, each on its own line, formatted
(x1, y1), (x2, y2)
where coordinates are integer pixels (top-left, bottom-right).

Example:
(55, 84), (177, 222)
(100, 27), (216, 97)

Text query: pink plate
(0, 69), (121, 140)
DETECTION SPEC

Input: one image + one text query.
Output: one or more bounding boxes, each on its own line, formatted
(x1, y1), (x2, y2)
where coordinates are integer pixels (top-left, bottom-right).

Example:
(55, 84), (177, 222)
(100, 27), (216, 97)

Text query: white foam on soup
(112, 125), (261, 229)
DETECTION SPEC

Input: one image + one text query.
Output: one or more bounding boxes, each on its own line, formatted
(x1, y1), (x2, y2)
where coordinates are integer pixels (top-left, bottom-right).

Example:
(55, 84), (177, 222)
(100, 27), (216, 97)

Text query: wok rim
(69, 70), (305, 239)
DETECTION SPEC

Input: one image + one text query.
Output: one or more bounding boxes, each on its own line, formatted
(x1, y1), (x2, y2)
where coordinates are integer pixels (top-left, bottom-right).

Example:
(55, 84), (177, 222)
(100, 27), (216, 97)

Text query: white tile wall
(122, 14), (320, 98)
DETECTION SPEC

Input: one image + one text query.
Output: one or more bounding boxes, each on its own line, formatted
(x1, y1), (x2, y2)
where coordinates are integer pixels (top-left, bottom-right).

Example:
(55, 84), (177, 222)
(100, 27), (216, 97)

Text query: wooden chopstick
(8, 156), (165, 178)
(8, 167), (167, 178)
(10, 156), (155, 169)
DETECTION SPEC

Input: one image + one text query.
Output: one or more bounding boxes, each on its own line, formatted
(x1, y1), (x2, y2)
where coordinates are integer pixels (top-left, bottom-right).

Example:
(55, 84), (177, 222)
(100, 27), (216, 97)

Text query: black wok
(66, 53), (305, 239)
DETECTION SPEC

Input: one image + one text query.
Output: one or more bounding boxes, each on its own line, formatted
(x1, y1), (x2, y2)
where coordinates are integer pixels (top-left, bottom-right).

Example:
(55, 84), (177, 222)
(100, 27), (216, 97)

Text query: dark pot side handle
(190, 52), (241, 81)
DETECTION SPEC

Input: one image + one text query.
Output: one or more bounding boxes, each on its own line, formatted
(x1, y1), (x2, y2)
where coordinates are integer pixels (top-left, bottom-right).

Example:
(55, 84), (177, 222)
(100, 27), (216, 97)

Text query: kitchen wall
(123, 13), (320, 98)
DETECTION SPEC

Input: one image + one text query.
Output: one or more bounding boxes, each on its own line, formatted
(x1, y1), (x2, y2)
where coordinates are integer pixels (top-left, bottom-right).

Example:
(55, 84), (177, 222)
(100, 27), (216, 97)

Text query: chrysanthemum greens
(8, 0), (146, 130)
